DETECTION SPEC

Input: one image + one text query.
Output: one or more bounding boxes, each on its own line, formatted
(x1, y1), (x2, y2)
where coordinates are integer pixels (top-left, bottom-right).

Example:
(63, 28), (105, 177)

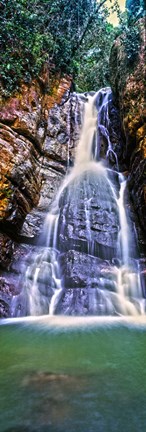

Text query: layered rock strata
(0, 76), (73, 315)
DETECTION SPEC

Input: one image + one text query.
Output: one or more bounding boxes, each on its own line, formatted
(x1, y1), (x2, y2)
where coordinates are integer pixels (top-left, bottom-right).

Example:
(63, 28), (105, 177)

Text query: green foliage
(1, 0), (141, 96)
(124, 0), (145, 65)
(1, 186), (12, 199)
(0, 0), (104, 94)
(123, 24), (141, 64)
(115, 5), (142, 66)
(0, 0), (117, 95)
(75, 0), (144, 92)
(75, 21), (116, 92)
(0, 0), (54, 94)
(126, 0), (145, 21)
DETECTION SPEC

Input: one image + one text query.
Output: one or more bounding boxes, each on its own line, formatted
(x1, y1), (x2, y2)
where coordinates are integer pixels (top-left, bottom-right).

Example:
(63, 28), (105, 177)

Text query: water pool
(0, 316), (146, 432)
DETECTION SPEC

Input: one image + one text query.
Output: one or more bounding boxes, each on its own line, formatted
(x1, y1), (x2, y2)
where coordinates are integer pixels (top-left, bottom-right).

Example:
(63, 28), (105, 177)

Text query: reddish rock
(0, 75), (72, 267)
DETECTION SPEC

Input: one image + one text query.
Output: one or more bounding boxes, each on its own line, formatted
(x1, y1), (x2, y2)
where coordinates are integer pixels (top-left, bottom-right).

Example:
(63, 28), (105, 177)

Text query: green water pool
(0, 316), (146, 432)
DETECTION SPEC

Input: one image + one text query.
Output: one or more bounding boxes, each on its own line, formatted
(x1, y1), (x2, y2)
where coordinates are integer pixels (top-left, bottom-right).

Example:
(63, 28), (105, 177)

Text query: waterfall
(117, 174), (129, 265)
(11, 89), (145, 318)
(96, 87), (119, 168)
(74, 93), (97, 165)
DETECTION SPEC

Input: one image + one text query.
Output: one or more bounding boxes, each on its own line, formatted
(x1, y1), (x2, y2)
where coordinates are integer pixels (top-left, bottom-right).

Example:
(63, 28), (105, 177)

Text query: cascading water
(11, 89), (145, 318)
(117, 174), (129, 265)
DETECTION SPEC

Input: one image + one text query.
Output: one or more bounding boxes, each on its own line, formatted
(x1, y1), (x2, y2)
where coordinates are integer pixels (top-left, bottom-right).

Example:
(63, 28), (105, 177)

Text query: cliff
(0, 74), (72, 260)
(109, 19), (145, 242)
(0, 74), (73, 316)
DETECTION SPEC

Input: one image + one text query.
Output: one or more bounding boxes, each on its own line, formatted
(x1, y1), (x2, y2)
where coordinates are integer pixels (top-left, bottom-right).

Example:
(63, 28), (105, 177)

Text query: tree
(115, 0), (144, 66)
(0, 0), (115, 95)
(75, 21), (116, 92)
(126, 0), (145, 21)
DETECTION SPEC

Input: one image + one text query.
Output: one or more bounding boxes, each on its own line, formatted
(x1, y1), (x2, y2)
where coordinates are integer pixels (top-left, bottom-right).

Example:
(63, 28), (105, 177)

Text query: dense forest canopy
(126, 0), (145, 20)
(0, 0), (145, 95)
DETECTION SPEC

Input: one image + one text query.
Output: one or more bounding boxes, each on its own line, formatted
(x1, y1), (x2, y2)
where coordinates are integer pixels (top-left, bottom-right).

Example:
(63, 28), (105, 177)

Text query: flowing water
(1, 88), (146, 432)
(11, 88), (145, 318)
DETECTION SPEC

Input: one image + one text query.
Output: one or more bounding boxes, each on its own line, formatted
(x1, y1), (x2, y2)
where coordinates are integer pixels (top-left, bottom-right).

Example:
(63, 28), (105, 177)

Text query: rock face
(0, 76), (72, 251)
(58, 170), (119, 257)
(109, 19), (146, 238)
(0, 47), (145, 317)
(0, 75), (73, 315)
(58, 251), (113, 315)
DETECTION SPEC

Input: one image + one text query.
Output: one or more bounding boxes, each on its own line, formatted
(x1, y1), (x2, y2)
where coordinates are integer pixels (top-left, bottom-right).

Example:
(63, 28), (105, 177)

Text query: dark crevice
(42, 156), (68, 174)
(0, 119), (44, 156)
(12, 127), (44, 155)
(57, 88), (71, 106)
(43, 152), (68, 165)
(5, 174), (39, 207)
(0, 221), (39, 245)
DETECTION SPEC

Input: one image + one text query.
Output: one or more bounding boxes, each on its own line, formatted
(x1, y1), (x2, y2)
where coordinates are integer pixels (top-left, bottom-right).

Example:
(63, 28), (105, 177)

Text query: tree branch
(71, 0), (108, 58)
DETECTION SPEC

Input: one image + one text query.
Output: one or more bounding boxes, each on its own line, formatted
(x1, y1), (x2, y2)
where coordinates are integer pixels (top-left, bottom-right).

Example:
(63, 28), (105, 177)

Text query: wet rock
(59, 250), (111, 290)
(0, 76), (72, 254)
(95, 88), (125, 169)
(0, 275), (16, 317)
(9, 243), (35, 274)
(58, 170), (119, 256)
(9, 246), (62, 317)
(128, 156), (146, 237)
(44, 103), (69, 164)
(0, 233), (14, 269)
(141, 273), (146, 298)
(0, 76), (73, 317)
(57, 249), (143, 315)
(0, 124), (41, 230)
(1, 64), (145, 319)
(0, 298), (9, 318)
(108, 100), (126, 169)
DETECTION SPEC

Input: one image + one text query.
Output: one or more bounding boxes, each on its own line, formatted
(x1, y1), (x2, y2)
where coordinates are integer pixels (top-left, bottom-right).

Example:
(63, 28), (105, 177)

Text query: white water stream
(11, 89), (145, 317)
(117, 174), (129, 264)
